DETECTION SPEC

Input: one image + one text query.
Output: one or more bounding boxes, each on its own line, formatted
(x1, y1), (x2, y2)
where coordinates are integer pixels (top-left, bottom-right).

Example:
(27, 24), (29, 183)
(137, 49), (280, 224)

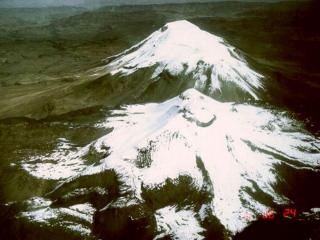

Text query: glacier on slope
(20, 89), (320, 238)
(92, 20), (263, 101)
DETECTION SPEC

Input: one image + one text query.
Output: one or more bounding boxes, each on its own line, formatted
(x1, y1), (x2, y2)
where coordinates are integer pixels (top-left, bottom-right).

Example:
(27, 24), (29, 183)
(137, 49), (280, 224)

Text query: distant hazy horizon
(0, 0), (307, 8)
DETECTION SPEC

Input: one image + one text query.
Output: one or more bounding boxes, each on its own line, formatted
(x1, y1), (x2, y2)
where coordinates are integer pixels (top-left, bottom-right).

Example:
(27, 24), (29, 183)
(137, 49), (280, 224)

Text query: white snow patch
(311, 208), (320, 213)
(155, 206), (205, 240)
(20, 197), (95, 236)
(21, 138), (90, 180)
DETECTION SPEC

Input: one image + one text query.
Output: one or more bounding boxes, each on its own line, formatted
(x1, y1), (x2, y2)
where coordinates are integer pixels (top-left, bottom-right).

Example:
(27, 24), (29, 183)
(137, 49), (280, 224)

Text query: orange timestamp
(242, 208), (297, 221)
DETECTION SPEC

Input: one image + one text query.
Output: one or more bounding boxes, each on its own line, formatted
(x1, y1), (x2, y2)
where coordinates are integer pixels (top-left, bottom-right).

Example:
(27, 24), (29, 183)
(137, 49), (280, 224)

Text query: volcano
(10, 21), (320, 239)
(93, 20), (263, 102)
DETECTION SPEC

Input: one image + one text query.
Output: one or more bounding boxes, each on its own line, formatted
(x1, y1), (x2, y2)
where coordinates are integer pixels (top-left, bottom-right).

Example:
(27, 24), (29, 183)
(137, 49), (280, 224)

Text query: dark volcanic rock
(93, 197), (156, 240)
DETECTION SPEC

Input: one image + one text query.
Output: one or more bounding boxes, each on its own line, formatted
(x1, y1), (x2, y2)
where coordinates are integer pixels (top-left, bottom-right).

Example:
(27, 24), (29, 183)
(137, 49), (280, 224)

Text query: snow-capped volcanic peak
(101, 20), (263, 100)
(25, 89), (319, 237)
(91, 89), (319, 234)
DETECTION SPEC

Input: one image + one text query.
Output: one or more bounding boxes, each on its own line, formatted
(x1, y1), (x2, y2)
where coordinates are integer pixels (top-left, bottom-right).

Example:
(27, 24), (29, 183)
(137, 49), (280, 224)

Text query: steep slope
(94, 20), (263, 102)
(19, 89), (320, 238)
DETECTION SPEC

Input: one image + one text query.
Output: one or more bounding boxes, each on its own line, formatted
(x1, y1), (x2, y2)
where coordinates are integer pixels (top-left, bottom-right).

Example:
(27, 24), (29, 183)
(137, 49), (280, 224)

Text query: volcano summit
(96, 20), (263, 101)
